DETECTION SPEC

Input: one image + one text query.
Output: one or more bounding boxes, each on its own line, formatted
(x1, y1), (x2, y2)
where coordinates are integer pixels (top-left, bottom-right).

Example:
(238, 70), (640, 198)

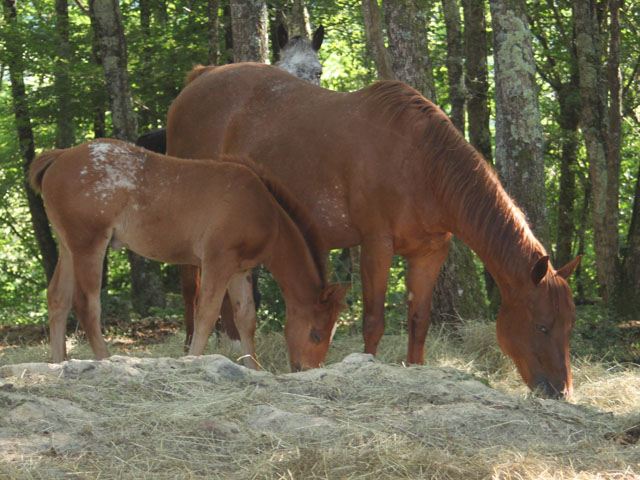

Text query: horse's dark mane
(360, 81), (547, 278)
(219, 155), (329, 287)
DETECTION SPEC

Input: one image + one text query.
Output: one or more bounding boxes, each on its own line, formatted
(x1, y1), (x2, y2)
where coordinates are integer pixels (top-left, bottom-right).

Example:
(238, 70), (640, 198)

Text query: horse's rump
(29, 149), (66, 193)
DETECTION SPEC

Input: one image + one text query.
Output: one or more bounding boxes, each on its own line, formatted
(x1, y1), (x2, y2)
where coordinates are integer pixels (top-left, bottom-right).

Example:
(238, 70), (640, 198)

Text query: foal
(30, 139), (347, 370)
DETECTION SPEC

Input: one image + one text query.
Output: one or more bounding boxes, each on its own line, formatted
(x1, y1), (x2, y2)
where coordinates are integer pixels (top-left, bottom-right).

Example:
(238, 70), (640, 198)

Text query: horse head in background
(276, 24), (324, 86)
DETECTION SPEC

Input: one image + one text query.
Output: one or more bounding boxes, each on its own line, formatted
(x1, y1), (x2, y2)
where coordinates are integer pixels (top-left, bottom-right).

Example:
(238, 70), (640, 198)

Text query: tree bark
(89, 0), (165, 315)
(361, 0), (394, 80)
(441, 0), (465, 132)
(621, 160), (640, 316)
(490, 0), (549, 247)
(230, 0), (269, 63)
(289, 0), (312, 39)
(208, 0), (220, 65)
(381, 0), (437, 101)
(574, 0), (618, 301)
(2, 0), (59, 283)
(54, 0), (74, 149)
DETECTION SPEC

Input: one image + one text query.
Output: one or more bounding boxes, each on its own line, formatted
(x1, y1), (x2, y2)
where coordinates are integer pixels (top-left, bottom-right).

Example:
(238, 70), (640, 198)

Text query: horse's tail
(185, 64), (215, 86)
(29, 149), (65, 194)
(220, 155), (329, 286)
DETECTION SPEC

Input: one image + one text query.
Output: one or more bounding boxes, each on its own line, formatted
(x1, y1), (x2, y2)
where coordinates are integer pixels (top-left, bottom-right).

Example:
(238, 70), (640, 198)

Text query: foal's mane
(360, 81), (547, 277)
(219, 155), (329, 286)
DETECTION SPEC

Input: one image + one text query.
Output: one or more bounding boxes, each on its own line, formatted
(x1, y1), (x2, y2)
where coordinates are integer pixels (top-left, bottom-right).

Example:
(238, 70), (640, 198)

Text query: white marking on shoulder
(87, 141), (146, 197)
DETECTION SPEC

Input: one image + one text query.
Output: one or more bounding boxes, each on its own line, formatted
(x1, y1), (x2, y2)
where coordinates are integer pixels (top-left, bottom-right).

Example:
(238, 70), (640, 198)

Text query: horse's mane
(360, 81), (547, 277)
(219, 155), (329, 287)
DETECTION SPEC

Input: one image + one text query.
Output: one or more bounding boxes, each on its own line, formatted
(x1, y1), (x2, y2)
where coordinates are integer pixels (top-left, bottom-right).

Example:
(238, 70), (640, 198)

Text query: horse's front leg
(405, 237), (450, 364)
(179, 264), (200, 352)
(360, 237), (394, 356)
(226, 270), (260, 369)
(188, 265), (229, 356)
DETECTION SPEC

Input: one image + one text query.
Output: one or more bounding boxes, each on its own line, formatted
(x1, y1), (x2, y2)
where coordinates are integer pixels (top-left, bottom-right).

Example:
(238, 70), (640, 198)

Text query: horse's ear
(319, 283), (350, 304)
(277, 24), (289, 49)
(312, 25), (324, 51)
(531, 255), (550, 285)
(555, 255), (582, 280)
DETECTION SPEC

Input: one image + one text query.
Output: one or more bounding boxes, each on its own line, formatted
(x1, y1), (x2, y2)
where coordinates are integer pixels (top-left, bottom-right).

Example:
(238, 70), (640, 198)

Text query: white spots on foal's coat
(316, 185), (348, 228)
(85, 141), (146, 200)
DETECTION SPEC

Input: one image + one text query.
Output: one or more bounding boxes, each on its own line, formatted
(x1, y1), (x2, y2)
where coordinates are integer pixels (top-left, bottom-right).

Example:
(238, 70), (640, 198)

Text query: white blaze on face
(86, 141), (146, 199)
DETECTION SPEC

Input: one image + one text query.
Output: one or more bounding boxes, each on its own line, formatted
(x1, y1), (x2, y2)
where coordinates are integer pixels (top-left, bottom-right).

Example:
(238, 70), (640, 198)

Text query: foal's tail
(29, 149), (65, 194)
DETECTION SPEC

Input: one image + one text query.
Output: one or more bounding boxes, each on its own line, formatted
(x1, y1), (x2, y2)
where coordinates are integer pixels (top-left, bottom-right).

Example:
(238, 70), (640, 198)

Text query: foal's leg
(226, 270), (259, 369)
(71, 248), (110, 360)
(188, 266), (230, 356)
(47, 244), (74, 363)
(359, 237), (394, 356)
(405, 241), (450, 364)
(179, 264), (200, 352)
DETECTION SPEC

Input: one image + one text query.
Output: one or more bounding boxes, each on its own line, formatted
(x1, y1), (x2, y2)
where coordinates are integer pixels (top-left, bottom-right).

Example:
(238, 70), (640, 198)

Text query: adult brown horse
(30, 139), (347, 370)
(166, 63), (581, 398)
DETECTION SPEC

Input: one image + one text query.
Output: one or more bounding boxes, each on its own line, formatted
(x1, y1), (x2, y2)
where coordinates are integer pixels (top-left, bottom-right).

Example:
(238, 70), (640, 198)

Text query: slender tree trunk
(89, 0), (165, 315)
(208, 0), (220, 65)
(381, 0), (437, 101)
(574, 0), (618, 301)
(2, 0), (58, 282)
(462, 0), (497, 310)
(361, 0), (394, 80)
(139, 0), (152, 129)
(230, 0), (269, 63)
(289, 0), (311, 39)
(55, 0), (74, 149)
(441, 0), (464, 133)
(490, 0), (549, 247)
(621, 160), (640, 316)
(462, 0), (492, 163)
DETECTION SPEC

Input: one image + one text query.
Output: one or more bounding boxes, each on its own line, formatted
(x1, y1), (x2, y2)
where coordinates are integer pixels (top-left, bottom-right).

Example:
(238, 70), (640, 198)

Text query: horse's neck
(263, 213), (324, 306)
(430, 153), (547, 290)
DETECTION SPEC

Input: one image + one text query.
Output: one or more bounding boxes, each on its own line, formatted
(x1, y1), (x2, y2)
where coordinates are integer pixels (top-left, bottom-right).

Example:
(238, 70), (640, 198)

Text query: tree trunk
(381, 0), (437, 101)
(139, 0), (152, 129)
(620, 160), (640, 316)
(573, 0), (618, 301)
(462, 0), (492, 164)
(361, 0), (394, 80)
(230, 0), (269, 63)
(2, 0), (59, 283)
(289, 0), (311, 39)
(54, 0), (74, 149)
(490, 0), (549, 247)
(89, 0), (165, 315)
(441, 0), (464, 133)
(208, 0), (220, 65)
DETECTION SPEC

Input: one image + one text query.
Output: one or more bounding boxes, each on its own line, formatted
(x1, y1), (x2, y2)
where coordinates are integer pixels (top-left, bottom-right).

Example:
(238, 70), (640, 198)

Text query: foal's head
(496, 255), (582, 399)
(276, 24), (324, 85)
(284, 283), (349, 372)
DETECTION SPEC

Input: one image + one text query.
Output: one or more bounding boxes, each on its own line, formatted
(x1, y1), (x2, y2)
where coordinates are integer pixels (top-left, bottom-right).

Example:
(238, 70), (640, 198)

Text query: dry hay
(0, 323), (638, 479)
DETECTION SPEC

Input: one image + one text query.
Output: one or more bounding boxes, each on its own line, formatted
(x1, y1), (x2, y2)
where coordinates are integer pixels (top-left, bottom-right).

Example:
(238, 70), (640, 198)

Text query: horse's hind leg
(47, 244), (74, 363)
(71, 246), (110, 360)
(226, 270), (259, 369)
(179, 264), (200, 352)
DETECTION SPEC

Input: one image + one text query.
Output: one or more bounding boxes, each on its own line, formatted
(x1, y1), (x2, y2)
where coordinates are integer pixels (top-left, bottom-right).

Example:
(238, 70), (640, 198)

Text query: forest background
(0, 0), (639, 362)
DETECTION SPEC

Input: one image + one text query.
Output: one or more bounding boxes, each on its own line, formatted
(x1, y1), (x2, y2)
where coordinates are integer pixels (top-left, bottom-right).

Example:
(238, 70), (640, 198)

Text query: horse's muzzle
(533, 377), (571, 400)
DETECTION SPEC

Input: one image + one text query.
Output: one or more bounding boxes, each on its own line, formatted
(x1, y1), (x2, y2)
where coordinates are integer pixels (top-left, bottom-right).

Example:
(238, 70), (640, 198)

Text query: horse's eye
(315, 71), (322, 78)
(309, 326), (322, 344)
(536, 324), (549, 335)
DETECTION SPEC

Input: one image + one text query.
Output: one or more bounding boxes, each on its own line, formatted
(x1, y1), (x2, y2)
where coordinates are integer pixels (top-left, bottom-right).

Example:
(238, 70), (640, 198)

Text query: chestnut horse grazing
(166, 63), (582, 398)
(30, 139), (347, 370)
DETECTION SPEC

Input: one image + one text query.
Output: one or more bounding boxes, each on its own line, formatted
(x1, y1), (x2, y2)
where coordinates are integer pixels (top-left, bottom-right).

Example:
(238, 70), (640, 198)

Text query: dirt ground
(0, 321), (638, 479)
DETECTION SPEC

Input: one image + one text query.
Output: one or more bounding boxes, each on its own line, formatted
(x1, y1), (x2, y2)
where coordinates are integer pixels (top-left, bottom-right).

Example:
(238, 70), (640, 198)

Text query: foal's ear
(319, 283), (350, 304)
(531, 255), (550, 285)
(555, 255), (583, 280)
(277, 24), (289, 48)
(312, 25), (324, 51)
